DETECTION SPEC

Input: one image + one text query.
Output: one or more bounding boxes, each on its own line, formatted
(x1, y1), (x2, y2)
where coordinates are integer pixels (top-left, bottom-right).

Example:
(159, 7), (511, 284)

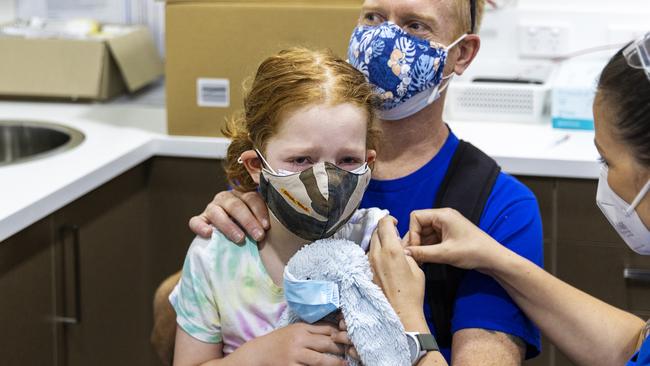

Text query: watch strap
(415, 333), (439, 352)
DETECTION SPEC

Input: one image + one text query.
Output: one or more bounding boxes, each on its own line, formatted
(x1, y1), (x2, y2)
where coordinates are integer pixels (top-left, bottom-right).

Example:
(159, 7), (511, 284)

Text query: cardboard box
(0, 26), (163, 101)
(165, 0), (362, 137)
(551, 59), (608, 130)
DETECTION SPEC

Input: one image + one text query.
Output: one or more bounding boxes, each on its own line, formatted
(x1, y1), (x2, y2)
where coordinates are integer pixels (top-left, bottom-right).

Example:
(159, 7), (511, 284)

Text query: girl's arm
(173, 323), (347, 366)
(173, 327), (224, 366)
(405, 208), (646, 366)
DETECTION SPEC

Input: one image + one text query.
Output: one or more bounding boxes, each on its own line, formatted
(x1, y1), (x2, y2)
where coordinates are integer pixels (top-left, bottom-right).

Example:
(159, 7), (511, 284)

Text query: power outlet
(518, 23), (570, 58)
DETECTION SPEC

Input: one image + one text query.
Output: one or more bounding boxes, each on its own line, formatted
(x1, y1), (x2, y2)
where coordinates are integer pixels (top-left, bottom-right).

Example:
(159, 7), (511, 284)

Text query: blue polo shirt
(628, 336), (650, 365)
(360, 130), (543, 362)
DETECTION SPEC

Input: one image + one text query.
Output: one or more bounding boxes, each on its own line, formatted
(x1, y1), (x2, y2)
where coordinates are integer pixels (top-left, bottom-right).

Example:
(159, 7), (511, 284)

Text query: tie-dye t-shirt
(169, 208), (388, 354)
(169, 231), (286, 354)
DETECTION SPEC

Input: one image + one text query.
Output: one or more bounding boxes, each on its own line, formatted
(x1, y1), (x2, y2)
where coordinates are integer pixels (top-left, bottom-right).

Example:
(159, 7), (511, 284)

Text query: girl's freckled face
(264, 103), (373, 173)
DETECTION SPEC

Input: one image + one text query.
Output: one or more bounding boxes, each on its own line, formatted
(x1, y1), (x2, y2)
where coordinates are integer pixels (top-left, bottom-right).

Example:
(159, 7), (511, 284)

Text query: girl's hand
(331, 314), (361, 361)
(368, 216), (428, 331)
(244, 322), (346, 366)
(403, 208), (505, 273)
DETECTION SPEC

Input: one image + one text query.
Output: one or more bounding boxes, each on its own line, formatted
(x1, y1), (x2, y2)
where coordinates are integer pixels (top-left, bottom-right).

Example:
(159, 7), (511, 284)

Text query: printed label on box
(197, 78), (229, 107)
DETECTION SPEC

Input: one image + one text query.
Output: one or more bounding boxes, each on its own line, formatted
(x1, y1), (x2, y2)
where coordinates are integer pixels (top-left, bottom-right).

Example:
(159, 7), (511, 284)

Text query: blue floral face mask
(348, 22), (467, 120)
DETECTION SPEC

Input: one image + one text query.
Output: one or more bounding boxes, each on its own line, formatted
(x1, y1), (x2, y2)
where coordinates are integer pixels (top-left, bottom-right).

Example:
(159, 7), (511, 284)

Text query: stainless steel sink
(0, 120), (85, 166)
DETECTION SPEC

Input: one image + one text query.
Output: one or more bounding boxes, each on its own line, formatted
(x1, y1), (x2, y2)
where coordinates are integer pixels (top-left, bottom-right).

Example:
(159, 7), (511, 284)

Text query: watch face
(406, 334), (419, 363)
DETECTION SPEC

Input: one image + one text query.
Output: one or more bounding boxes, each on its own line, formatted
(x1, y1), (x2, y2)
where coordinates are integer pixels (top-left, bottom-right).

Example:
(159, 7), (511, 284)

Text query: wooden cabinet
(0, 157), (228, 366)
(54, 163), (152, 366)
(518, 176), (650, 366)
(0, 218), (58, 365)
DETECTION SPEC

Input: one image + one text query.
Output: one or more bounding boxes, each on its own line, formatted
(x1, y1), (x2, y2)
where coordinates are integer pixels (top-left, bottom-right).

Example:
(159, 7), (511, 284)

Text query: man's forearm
(451, 328), (524, 366)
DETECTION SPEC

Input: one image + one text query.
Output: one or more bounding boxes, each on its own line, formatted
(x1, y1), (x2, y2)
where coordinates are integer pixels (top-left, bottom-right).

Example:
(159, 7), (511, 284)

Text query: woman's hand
(403, 208), (506, 274)
(188, 190), (270, 242)
(368, 216), (429, 332)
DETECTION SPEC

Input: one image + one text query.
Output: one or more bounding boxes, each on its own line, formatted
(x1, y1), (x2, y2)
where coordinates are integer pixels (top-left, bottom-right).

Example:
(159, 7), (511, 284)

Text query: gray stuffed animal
(278, 238), (411, 366)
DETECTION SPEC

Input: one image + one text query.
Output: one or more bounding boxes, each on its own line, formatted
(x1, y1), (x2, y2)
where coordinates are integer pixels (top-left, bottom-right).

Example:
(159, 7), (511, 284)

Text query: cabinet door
(556, 179), (650, 313)
(0, 218), (57, 366)
(147, 157), (229, 292)
(54, 164), (154, 366)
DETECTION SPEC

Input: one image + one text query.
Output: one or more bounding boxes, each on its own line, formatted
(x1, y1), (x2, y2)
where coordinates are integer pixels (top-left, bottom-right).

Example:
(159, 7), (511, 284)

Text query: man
(154, 0), (543, 365)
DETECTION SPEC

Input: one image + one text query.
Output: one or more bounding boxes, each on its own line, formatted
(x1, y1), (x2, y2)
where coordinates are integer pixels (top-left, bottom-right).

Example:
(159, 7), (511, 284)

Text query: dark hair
(598, 44), (650, 168)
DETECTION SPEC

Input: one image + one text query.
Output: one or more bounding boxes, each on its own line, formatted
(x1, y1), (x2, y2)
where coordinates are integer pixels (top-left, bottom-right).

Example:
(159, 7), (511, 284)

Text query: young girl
(170, 48), (382, 366)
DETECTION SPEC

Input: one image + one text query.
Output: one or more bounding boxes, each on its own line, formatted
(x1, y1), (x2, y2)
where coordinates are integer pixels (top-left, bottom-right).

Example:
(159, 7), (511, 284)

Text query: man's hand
(189, 190), (269, 242)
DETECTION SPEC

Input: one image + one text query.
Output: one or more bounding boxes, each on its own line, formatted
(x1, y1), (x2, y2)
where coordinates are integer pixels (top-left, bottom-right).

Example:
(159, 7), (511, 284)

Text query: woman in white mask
(368, 33), (650, 366)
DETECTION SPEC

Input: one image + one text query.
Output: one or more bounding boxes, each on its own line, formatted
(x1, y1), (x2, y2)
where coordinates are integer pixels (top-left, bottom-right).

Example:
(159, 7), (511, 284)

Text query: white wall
(478, 0), (650, 64)
(8, 0), (650, 62)
(0, 0), (16, 23)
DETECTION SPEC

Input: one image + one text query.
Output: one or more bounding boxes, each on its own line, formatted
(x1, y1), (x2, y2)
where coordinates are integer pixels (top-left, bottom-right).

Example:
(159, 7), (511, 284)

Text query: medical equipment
(444, 60), (554, 124)
(623, 31), (650, 82)
(550, 59), (609, 130)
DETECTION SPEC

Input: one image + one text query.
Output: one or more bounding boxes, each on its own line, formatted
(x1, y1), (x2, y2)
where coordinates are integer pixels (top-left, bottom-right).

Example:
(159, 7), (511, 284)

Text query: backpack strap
(423, 140), (501, 348)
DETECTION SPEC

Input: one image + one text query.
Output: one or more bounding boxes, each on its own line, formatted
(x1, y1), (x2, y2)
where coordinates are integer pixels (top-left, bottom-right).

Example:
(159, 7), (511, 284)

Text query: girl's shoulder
(188, 228), (257, 253)
(184, 229), (259, 269)
(332, 207), (389, 251)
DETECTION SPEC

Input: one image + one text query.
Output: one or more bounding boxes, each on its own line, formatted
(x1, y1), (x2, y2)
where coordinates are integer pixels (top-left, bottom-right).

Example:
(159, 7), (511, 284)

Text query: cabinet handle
(54, 224), (82, 325)
(623, 268), (650, 282)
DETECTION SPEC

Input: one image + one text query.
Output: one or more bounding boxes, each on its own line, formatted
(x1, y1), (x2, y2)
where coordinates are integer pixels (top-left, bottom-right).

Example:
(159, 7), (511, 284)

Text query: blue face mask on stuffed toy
(283, 268), (340, 323)
(348, 21), (467, 120)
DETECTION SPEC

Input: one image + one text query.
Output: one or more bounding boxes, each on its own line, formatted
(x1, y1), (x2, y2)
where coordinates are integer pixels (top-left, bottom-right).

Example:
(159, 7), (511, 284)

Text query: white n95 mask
(596, 166), (650, 254)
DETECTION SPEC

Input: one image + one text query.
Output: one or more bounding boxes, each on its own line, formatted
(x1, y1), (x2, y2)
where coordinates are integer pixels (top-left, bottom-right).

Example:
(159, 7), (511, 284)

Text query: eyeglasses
(623, 31), (650, 82)
(469, 0), (477, 34)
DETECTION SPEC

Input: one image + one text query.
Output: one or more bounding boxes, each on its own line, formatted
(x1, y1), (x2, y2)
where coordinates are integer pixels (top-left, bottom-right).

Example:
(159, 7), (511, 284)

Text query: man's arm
(151, 271), (182, 366)
(432, 176), (545, 363)
(451, 329), (525, 366)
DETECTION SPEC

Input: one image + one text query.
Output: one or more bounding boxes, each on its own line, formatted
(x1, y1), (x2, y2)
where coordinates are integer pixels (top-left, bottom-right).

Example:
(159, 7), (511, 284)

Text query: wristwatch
(405, 332), (439, 365)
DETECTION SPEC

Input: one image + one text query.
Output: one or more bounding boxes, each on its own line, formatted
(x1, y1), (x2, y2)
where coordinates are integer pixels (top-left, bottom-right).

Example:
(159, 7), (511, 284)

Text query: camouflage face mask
(259, 161), (371, 241)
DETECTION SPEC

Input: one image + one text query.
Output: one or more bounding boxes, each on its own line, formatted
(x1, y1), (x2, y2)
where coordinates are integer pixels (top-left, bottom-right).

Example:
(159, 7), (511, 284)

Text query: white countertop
(0, 100), (600, 242)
